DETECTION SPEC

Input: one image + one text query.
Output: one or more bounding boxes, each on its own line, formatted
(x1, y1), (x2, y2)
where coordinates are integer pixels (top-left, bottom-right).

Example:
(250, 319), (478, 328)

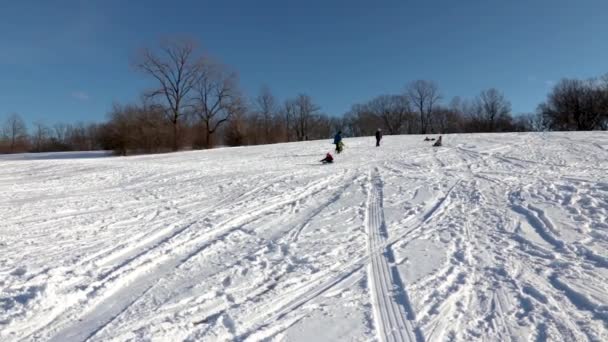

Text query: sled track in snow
(35, 171), (351, 342)
(366, 169), (423, 342)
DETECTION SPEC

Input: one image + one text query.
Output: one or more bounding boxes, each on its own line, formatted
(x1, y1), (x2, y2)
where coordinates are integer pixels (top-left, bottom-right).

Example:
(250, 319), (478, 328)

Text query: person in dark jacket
(433, 135), (443, 147)
(333, 131), (342, 144)
(333, 131), (343, 153)
(320, 152), (334, 163)
(375, 129), (382, 147)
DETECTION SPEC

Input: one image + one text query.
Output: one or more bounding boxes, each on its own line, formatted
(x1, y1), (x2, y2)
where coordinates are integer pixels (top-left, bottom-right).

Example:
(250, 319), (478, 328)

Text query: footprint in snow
(10, 267), (27, 277)
(221, 276), (232, 287)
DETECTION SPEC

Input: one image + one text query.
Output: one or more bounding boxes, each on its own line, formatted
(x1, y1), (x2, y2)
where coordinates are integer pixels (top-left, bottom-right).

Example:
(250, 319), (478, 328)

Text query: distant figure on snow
(424, 137), (431, 141)
(320, 152), (334, 164)
(375, 129), (383, 147)
(334, 131), (344, 153)
(433, 136), (443, 147)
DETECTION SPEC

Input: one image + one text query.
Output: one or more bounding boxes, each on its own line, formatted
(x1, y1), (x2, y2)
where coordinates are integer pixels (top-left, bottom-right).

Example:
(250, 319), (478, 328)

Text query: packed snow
(1, 132), (607, 341)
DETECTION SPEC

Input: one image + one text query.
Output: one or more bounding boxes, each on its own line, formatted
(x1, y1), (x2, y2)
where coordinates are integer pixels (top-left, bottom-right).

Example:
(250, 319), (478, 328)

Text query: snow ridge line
(366, 168), (423, 342)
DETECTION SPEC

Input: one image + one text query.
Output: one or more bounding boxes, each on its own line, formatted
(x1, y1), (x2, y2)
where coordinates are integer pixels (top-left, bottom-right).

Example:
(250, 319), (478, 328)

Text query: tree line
(2, 39), (607, 155)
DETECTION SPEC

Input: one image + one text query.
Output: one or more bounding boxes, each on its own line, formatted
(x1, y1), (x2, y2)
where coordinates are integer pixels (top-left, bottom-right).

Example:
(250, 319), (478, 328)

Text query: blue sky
(1, 0), (607, 125)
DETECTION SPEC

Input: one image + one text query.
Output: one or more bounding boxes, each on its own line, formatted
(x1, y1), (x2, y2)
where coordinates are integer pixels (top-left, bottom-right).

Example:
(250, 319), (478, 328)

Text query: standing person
(375, 128), (382, 147)
(333, 131), (343, 153)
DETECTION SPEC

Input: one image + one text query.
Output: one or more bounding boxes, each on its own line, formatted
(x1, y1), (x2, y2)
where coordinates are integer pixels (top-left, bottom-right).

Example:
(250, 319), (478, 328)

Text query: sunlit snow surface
(1, 132), (607, 341)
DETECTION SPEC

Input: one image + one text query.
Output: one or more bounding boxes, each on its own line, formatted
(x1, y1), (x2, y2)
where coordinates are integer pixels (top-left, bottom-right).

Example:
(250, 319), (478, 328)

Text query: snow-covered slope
(1, 132), (607, 341)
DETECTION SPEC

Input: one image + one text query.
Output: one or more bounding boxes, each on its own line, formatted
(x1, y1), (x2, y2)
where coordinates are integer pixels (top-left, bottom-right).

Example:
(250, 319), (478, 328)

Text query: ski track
(366, 169), (422, 342)
(38, 170), (352, 341)
(1, 132), (607, 341)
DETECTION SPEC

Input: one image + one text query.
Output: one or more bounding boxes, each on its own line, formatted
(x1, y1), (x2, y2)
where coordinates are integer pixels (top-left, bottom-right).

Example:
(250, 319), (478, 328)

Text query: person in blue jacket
(333, 131), (343, 153)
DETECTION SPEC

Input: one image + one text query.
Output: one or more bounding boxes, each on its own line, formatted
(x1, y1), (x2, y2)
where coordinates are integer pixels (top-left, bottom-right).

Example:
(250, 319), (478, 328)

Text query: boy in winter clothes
(375, 129), (382, 147)
(334, 131), (344, 153)
(320, 153), (334, 163)
(336, 141), (344, 153)
(433, 136), (443, 147)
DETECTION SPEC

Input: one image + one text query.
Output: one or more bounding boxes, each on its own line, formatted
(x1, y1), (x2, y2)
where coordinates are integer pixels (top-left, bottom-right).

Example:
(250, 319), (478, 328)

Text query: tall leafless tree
(2, 113), (28, 153)
(193, 62), (240, 148)
(292, 94), (320, 141)
(51, 123), (67, 146)
(100, 103), (173, 155)
(599, 74), (608, 130)
(516, 112), (546, 132)
(224, 102), (249, 147)
(432, 105), (464, 134)
(32, 122), (50, 152)
(342, 103), (382, 136)
(282, 99), (297, 142)
(368, 94), (411, 134)
(476, 88), (511, 132)
(254, 86), (278, 143)
(136, 39), (204, 151)
(407, 80), (441, 134)
(539, 78), (605, 131)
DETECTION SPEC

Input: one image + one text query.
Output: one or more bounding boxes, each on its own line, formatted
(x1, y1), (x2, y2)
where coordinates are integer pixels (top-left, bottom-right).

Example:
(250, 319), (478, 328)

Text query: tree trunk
(205, 120), (213, 149)
(420, 111), (425, 134)
(172, 121), (178, 151)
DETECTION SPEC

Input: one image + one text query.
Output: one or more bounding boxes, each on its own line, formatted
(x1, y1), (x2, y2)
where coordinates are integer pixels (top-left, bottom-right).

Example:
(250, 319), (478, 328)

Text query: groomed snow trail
(366, 169), (421, 342)
(1, 132), (607, 341)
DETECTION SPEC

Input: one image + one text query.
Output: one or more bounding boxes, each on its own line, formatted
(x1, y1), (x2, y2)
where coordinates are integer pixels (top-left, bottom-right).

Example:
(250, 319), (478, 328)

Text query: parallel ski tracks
(33, 171), (351, 341)
(366, 168), (422, 342)
(28, 167), (449, 341)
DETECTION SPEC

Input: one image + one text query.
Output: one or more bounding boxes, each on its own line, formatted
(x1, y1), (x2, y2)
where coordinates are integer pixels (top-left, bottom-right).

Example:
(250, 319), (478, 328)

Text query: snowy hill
(1, 132), (607, 341)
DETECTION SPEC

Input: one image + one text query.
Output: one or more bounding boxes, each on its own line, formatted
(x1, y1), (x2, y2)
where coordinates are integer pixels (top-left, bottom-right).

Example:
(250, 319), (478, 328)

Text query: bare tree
(342, 103), (382, 137)
(193, 62), (240, 148)
(307, 113), (333, 140)
(539, 78), (604, 131)
(282, 99), (297, 142)
(32, 122), (50, 152)
(407, 80), (441, 134)
(292, 94), (320, 141)
(254, 86), (278, 143)
(64, 123), (88, 150)
(136, 39), (203, 151)
(224, 104), (248, 146)
(433, 105), (464, 133)
(2, 113), (28, 153)
(53, 123), (68, 145)
(368, 94), (411, 134)
(516, 112), (546, 132)
(599, 74), (608, 130)
(476, 88), (511, 132)
(99, 103), (173, 155)
(445, 96), (467, 133)
(85, 123), (101, 150)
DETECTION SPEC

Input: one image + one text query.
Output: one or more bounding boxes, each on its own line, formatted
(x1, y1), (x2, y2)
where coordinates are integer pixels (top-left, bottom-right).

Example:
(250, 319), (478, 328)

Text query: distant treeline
(1, 39), (607, 155)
